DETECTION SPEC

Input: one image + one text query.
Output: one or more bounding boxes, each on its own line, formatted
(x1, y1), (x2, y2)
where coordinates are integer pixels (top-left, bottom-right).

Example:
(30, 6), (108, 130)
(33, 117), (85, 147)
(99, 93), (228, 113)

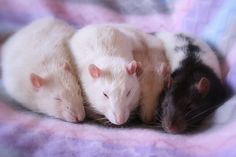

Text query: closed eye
(126, 90), (131, 97)
(54, 97), (62, 102)
(103, 92), (109, 99)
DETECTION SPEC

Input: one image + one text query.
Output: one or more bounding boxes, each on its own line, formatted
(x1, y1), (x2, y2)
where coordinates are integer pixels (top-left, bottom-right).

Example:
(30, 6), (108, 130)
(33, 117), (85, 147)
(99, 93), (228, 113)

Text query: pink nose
(115, 116), (126, 125)
(76, 114), (85, 122)
(166, 125), (178, 133)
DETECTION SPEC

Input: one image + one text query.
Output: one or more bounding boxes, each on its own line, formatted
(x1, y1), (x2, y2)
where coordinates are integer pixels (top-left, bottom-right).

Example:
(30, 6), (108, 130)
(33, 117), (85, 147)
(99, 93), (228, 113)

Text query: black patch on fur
(160, 58), (227, 133)
(159, 34), (227, 133)
(176, 33), (193, 43)
(174, 46), (186, 52)
(187, 44), (200, 54)
(174, 33), (201, 58)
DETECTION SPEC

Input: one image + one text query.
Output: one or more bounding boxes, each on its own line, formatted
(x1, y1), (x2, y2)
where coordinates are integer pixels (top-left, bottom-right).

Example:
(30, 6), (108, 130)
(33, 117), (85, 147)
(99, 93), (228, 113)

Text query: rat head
(87, 59), (142, 125)
(30, 62), (85, 122)
(160, 69), (214, 134)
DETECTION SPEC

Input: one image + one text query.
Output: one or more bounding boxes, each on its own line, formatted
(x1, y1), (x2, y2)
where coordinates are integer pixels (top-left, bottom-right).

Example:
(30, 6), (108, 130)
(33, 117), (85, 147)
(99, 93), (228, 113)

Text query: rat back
(1, 18), (85, 121)
(157, 32), (222, 79)
(70, 24), (135, 70)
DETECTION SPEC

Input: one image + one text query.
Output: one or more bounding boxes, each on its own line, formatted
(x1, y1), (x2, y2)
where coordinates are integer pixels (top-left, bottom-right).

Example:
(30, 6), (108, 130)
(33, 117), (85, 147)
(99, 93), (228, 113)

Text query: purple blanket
(0, 0), (236, 156)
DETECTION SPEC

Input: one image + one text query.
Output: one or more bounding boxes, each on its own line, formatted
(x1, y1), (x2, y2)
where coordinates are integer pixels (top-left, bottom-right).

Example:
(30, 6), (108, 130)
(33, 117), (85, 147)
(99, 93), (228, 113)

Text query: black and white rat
(156, 32), (227, 133)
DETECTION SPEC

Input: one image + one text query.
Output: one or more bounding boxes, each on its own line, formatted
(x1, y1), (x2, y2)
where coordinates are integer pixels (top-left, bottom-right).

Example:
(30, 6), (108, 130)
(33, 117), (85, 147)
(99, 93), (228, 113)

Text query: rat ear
(196, 77), (210, 96)
(89, 64), (102, 78)
(30, 73), (45, 88)
(158, 63), (171, 78)
(126, 60), (143, 76)
(63, 62), (72, 73)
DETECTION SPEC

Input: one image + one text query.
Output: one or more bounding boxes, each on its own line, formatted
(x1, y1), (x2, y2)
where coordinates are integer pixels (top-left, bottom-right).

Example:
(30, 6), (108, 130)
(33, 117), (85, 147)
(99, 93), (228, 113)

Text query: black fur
(159, 34), (227, 134)
(175, 33), (202, 57)
(176, 33), (193, 43)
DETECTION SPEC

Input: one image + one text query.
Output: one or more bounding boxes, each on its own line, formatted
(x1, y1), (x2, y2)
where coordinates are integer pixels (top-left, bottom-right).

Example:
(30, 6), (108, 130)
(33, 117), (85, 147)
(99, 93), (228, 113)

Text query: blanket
(0, 0), (236, 156)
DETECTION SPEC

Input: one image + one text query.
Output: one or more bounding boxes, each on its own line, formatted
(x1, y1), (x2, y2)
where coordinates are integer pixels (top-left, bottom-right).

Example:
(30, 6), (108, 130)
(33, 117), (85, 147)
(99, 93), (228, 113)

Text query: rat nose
(166, 125), (178, 134)
(76, 113), (85, 122)
(115, 116), (126, 125)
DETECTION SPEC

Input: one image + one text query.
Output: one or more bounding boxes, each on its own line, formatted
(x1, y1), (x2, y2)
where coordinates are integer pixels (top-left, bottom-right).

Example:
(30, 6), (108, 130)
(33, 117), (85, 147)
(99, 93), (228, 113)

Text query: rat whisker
(187, 105), (220, 123)
(95, 117), (107, 121)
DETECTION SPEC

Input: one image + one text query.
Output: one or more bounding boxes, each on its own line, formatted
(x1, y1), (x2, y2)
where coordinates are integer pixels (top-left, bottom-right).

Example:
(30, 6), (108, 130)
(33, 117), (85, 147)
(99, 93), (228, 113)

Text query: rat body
(70, 24), (143, 125)
(1, 18), (85, 122)
(156, 32), (226, 133)
(117, 26), (169, 123)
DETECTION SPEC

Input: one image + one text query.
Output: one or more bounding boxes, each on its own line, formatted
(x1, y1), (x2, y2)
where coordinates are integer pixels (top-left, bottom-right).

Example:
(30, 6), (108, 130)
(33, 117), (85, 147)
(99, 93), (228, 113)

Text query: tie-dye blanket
(0, 0), (236, 156)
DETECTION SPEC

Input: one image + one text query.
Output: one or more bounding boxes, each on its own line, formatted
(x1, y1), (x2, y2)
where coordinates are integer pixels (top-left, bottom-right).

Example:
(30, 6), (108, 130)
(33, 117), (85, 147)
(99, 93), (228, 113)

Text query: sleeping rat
(116, 25), (170, 123)
(69, 24), (142, 125)
(1, 18), (85, 122)
(156, 32), (226, 133)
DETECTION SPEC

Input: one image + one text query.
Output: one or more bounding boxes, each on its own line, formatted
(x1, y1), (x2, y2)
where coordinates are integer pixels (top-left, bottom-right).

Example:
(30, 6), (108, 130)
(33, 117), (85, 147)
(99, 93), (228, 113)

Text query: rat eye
(126, 90), (131, 97)
(103, 92), (109, 99)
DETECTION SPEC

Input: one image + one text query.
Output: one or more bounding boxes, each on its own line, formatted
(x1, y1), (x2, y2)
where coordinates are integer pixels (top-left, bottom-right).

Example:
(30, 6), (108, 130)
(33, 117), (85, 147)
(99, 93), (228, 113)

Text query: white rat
(116, 26), (170, 123)
(134, 34), (169, 123)
(1, 18), (85, 122)
(69, 24), (142, 125)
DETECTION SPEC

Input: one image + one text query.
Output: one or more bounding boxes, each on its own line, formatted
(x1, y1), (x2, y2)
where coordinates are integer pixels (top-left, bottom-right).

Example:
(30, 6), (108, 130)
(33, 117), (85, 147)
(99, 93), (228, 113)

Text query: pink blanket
(0, 0), (236, 156)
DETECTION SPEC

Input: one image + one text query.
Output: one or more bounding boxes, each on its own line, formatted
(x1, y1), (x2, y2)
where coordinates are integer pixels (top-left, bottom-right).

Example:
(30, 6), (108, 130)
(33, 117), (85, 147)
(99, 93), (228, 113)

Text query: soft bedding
(0, 0), (236, 156)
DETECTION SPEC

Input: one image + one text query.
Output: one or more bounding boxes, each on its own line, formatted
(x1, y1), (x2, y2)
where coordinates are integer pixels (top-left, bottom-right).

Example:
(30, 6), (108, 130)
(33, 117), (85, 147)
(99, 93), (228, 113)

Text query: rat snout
(75, 106), (86, 122)
(76, 112), (85, 122)
(162, 115), (187, 134)
(107, 111), (129, 125)
(61, 105), (85, 123)
(114, 114), (127, 125)
(164, 125), (179, 134)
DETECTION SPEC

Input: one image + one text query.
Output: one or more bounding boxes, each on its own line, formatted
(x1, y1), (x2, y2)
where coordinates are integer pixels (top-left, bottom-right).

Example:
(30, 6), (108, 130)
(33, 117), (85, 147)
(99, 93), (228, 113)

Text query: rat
(156, 32), (226, 133)
(116, 25), (170, 123)
(69, 24), (143, 125)
(1, 18), (85, 122)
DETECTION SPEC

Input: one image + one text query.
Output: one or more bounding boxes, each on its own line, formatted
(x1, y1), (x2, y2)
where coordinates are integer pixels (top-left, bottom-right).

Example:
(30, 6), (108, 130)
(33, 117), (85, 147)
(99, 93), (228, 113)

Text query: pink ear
(30, 73), (45, 88)
(89, 64), (102, 78)
(196, 77), (210, 96)
(158, 63), (170, 78)
(63, 62), (71, 72)
(126, 60), (143, 76)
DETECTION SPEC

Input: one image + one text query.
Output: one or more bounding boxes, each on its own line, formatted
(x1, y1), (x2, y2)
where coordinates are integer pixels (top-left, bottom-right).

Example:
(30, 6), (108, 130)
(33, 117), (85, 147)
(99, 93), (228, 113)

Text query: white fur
(195, 39), (222, 79)
(70, 24), (141, 125)
(156, 32), (222, 80)
(156, 32), (186, 73)
(115, 25), (169, 123)
(1, 18), (85, 122)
